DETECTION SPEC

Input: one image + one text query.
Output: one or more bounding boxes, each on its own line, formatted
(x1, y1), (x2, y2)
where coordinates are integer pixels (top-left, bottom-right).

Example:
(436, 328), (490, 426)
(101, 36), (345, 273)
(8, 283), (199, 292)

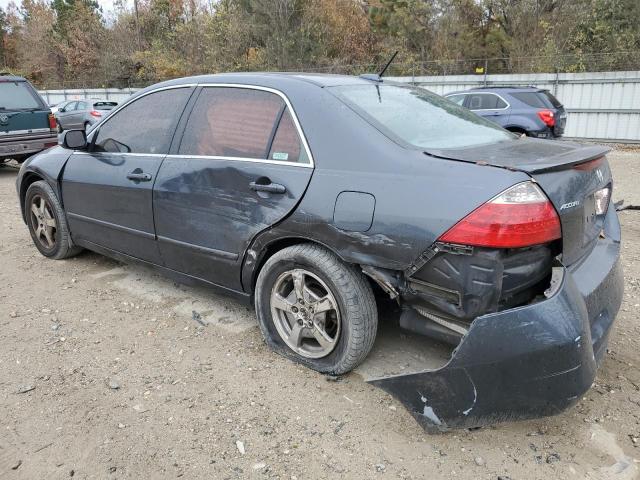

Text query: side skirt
(76, 239), (252, 305)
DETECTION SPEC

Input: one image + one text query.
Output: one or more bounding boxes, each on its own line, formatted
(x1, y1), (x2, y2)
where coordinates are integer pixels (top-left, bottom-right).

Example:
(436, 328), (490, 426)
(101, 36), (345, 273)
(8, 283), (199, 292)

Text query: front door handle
(249, 180), (286, 194)
(127, 170), (152, 182)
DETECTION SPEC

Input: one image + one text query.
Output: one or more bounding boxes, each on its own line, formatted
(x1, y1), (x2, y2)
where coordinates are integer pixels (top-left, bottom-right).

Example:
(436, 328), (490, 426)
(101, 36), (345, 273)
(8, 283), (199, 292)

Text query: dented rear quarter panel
(243, 82), (531, 283)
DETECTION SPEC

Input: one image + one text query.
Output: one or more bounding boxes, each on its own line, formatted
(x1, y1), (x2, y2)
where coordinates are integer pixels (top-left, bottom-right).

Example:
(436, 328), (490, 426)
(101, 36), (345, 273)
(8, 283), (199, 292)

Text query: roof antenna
(379, 50), (398, 78)
(360, 51), (398, 82)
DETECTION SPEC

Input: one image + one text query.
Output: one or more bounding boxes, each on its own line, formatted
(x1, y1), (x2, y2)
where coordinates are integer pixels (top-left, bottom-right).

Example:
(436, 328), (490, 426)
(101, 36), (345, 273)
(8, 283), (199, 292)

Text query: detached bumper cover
(370, 208), (623, 431)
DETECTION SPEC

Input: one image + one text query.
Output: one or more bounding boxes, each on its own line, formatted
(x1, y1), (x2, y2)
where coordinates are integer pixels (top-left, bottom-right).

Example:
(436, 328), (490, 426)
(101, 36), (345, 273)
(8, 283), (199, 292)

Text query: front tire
(255, 244), (378, 375)
(25, 180), (81, 259)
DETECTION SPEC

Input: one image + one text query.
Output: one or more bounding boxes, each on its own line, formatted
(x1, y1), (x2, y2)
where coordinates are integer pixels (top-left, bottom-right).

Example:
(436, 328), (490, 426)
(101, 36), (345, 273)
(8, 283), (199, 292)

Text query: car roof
(0, 74), (28, 82)
(144, 72), (378, 91)
(446, 86), (546, 96)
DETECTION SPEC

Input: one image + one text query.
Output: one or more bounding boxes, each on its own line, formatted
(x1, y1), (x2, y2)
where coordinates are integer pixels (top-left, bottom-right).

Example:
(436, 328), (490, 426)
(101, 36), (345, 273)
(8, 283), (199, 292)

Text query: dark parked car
(0, 74), (57, 164)
(445, 86), (567, 139)
(16, 74), (621, 431)
(55, 99), (118, 132)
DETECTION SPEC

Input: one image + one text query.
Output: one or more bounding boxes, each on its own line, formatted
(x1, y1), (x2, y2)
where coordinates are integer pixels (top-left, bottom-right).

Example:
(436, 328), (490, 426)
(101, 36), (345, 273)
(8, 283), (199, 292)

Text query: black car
(16, 74), (622, 431)
(0, 75), (57, 163)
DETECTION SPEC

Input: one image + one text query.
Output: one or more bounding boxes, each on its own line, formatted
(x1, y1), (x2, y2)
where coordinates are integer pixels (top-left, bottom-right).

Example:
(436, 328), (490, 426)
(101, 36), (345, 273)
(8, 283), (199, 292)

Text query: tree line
(0, 0), (638, 89)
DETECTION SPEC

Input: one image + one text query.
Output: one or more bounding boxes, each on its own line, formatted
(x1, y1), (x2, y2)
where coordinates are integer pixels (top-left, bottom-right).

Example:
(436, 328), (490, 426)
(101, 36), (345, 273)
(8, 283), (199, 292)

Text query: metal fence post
(483, 59), (489, 86)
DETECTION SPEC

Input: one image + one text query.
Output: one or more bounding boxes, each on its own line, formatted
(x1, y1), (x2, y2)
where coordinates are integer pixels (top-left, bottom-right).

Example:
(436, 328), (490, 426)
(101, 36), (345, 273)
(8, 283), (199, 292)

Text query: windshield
(331, 84), (514, 150)
(0, 81), (41, 110)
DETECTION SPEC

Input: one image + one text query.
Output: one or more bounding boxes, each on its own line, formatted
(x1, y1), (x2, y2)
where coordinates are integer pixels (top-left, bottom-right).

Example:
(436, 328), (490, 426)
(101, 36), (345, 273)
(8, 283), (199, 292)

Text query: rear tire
(84, 122), (90, 132)
(255, 244), (378, 375)
(25, 180), (82, 260)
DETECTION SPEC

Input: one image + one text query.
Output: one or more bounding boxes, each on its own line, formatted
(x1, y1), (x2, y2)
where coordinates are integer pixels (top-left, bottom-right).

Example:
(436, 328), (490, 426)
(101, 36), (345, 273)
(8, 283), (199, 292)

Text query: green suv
(0, 75), (57, 164)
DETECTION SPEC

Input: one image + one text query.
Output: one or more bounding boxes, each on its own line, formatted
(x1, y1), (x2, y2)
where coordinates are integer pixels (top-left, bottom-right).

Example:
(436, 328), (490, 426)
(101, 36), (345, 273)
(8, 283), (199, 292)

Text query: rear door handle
(249, 181), (286, 194)
(127, 171), (152, 182)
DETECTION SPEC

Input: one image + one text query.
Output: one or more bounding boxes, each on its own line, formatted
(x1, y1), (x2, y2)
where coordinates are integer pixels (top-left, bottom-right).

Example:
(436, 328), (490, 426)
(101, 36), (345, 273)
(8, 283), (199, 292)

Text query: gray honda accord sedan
(16, 73), (622, 431)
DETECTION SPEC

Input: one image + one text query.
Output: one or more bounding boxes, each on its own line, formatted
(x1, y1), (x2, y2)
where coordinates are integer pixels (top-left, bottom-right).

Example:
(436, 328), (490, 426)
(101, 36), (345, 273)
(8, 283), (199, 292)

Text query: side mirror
(58, 107), (65, 113)
(60, 129), (87, 150)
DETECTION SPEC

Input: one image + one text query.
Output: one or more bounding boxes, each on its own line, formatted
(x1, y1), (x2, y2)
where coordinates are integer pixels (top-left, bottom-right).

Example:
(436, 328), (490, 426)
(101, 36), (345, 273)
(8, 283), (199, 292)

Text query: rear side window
(446, 94), (466, 106)
(179, 87), (284, 159)
(511, 91), (562, 109)
(94, 101), (117, 111)
(0, 81), (41, 109)
(467, 93), (507, 110)
(268, 109), (308, 163)
(93, 88), (190, 154)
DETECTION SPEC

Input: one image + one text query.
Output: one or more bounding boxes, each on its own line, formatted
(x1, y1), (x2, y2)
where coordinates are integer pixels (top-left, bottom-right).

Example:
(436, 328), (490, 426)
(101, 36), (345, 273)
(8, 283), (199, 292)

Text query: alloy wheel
(270, 268), (341, 359)
(30, 195), (57, 250)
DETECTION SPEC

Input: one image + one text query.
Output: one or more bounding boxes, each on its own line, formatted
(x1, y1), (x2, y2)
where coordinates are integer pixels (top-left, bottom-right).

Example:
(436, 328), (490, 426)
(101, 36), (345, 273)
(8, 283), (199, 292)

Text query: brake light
(48, 113), (56, 129)
(574, 156), (605, 171)
(537, 109), (555, 127)
(594, 186), (610, 215)
(89, 110), (102, 118)
(438, 182), (561, 248)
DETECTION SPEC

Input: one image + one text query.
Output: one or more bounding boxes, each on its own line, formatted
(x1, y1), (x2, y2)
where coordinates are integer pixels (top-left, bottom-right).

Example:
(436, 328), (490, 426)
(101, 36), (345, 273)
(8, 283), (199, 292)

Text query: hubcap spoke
(292, 270), (305, 301)
(43, 227), (54, 247)
(312, 324), (335, 349)
(31, 203), (40, 218)
(288, 322), (305, 348)
(272, 293), (295, 313)
(313, 295), (335, 314)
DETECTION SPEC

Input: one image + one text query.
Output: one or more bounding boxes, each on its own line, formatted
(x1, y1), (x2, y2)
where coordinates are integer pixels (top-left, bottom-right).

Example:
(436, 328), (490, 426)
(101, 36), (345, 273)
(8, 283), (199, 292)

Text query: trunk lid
(426, 138), (612, 265)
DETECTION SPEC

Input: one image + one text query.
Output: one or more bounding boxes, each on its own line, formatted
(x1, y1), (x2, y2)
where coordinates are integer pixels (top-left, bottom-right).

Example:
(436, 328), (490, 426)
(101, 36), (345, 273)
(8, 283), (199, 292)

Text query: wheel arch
(19, 171), (46, 223)
(242, 235), (351, 296)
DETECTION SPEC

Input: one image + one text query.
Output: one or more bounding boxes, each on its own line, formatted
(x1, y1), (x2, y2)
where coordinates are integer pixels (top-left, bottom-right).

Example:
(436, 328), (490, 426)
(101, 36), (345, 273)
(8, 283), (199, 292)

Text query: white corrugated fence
(39, 71), (640, 143)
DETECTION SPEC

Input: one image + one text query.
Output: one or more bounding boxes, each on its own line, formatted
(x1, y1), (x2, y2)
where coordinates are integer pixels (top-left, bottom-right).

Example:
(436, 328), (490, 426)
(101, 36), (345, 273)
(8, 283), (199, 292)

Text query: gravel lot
(1, 149), (639, 480)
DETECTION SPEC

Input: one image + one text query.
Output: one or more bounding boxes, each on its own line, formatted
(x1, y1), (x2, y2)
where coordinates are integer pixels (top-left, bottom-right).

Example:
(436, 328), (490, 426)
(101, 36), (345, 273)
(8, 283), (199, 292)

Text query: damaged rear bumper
(370, 209), (623, 431)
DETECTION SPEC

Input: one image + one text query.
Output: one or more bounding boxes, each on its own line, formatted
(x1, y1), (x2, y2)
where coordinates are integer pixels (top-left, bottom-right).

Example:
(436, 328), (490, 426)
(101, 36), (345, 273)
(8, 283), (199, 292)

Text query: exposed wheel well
(249, 237), (350, 293)
(19, 172), (45, 221)
(506, 126), (528, 135)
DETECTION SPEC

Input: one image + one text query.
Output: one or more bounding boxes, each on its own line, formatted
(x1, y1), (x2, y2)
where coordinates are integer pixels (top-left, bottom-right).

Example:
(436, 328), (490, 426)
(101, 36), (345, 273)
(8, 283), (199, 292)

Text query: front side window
(0, 81), (41, 110)
(467, 93), (507, 110)
(332, 84), (513, 150)
(93, 88), (191, 154)
(179, 87), (286, 159)
(65, 101), (78, 112)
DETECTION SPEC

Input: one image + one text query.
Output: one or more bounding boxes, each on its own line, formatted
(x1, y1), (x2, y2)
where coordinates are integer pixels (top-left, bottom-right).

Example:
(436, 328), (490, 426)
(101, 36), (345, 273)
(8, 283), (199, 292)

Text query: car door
(73, 101), (88, 129)
(153, 85), (314, 291)
(57, 101), (77, 130)
(61, 86), (194, 263)
(465, 93), (510, 127)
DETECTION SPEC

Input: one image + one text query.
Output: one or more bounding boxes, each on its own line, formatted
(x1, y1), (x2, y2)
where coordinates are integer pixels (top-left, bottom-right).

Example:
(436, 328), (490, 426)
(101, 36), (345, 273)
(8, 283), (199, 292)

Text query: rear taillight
(537, 109), (555, 127)
(48, 113), (56, 129)
(89, 110), (102, 118)
(438, 182), (561, 248)
(594, 186), (610, 215)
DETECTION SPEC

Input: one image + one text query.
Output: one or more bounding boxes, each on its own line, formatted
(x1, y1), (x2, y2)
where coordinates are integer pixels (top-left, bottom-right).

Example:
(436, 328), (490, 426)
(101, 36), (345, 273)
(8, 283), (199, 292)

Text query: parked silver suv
(55, 99), (117, 132)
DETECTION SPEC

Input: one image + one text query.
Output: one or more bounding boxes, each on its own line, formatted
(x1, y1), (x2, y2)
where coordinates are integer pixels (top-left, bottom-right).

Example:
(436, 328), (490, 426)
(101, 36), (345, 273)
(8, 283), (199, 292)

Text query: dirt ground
(1, 148), (639, 480)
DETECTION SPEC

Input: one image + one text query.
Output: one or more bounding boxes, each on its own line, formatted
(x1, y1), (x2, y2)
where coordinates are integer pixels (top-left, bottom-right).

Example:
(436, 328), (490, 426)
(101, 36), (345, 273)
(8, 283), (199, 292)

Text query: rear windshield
(512, 91), (563, 109)
(93, 101), (118, 110)
(331, 84), (514, 150)
(0, 81), (41, 110)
